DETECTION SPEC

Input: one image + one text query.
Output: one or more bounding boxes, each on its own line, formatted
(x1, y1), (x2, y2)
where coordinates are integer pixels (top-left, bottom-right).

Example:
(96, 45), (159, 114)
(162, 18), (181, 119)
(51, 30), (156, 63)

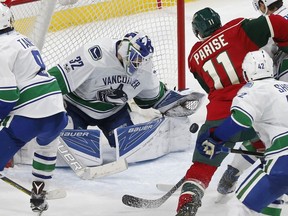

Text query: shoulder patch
(88, 45), (102, 61)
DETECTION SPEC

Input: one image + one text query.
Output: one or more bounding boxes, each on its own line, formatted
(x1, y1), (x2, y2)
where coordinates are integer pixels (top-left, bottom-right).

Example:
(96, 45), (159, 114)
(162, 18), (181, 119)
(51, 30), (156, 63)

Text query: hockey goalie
(12, 31), (205, 174)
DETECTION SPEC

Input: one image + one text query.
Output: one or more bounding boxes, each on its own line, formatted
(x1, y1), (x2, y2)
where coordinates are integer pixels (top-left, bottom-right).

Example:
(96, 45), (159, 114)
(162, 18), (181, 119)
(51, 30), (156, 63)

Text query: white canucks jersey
(261, 6), (288, 81)
(0, 30), (65, 118)
(49, 38), (164, 119)
(231, 79), (288, 158)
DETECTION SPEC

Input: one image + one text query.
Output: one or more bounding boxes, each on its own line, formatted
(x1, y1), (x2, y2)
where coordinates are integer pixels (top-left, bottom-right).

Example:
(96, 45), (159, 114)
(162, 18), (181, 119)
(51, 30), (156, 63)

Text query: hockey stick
(122, 176), (185, 208)
(156, 183), (181, 192)
(155, 149), (263, 193)
(189, 123), (264, 158)
(121, 123), (198, 208)
(221, 146), (264, 157)
(122, 123), (264, 208)
(58, 138), (128, 179)
(0, 173), (66, 200)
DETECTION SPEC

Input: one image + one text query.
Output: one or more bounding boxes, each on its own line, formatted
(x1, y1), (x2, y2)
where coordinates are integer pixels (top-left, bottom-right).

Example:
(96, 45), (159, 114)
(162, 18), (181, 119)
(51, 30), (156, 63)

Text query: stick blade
(122, 194), (162, 208)
(81, 158), (128, 180)
(156, 184), (181, 192)
(46, 189), (67, 200)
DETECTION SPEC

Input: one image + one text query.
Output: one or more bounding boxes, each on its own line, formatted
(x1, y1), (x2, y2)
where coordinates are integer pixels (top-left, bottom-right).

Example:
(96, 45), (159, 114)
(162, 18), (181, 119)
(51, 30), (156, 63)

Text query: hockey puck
(189, 123), (199, 133)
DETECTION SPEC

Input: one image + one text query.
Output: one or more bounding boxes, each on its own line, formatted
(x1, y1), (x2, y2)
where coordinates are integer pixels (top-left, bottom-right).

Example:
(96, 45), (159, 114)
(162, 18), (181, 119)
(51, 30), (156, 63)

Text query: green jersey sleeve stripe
(134, 81), (166, 109)
(231, 107), (253, 127)
(241, 16), (272, 48)
(15, 79), (61, 107)
(0, 87), (19, 102)
(48, 66), (71, 94)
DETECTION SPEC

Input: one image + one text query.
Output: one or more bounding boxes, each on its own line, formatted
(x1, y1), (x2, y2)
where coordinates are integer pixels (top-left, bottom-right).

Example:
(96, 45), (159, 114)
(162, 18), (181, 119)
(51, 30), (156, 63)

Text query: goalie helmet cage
(4, 0), (186, 90)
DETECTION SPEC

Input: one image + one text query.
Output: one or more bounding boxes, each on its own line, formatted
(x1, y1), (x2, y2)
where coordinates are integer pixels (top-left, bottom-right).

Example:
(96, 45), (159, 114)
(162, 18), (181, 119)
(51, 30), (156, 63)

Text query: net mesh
(11, 0), (179, 89)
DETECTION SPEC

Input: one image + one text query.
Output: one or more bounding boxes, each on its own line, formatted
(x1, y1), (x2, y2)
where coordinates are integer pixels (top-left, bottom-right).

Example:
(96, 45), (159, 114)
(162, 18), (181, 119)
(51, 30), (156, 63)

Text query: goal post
(4, 0), (190, 90)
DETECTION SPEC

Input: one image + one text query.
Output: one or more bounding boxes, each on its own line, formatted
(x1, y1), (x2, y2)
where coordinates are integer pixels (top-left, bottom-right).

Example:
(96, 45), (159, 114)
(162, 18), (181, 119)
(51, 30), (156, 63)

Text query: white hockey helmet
(252, 0), (280, 13)
(118, 31), (154, 76)
(242, 50), (274, 82)
(0, 3), (14, 30)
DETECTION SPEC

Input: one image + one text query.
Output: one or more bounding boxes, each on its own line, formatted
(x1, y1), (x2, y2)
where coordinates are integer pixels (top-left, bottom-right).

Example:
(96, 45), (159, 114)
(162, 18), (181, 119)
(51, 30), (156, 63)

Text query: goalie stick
(122, 177), (185, 208)
(0, 173), (66, 200)
(58, 138), (128, 179)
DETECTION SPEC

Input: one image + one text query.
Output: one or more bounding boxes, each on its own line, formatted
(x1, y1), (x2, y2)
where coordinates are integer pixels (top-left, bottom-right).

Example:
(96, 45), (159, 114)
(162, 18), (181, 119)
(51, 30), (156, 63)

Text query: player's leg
(176, 119), (230, 215)
(97, 103), (133, 147)
(64, 101), (90, 129)
(217, 138), (265, 202)
(66, 100), (133, 147)
(176, 119), (257, 215)
(236, 156), (288, 215)
(0, 127), (26, 170)
(31, 112), (68, 212)
(34, 112), (68, 179)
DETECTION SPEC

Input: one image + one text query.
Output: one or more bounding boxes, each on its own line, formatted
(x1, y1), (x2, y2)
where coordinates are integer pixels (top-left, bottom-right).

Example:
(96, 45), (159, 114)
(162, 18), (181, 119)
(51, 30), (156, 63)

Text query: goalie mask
(242, 50), (274, 82)
(0, 3), (14, 31)
(118, 31), (154, 76)
(192, 7), (222, 39)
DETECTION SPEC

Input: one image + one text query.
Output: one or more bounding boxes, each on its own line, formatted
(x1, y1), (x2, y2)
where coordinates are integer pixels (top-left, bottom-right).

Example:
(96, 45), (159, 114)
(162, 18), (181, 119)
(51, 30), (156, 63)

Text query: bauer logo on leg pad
(60, 129), (102, 166)
(115, 117), (165, 158)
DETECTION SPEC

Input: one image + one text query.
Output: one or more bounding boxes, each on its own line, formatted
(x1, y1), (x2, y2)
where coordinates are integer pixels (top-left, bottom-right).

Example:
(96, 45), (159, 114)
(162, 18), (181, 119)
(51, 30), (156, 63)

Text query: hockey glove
(153, 89), (205, 117)
(196, 128), (224, 159)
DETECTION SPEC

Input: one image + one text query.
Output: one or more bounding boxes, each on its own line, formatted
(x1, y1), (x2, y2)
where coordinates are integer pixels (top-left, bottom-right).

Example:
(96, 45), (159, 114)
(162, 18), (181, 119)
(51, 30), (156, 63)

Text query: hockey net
(3, 0), (195, 167)
(5, 0), (186, 90)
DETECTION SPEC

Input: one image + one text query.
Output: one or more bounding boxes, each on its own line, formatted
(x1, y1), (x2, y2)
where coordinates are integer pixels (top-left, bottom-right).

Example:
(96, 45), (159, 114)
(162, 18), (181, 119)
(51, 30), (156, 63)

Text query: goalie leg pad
(59, 129), (102, 166)
(115, 117), (167, 162)
(115, 116), (193, 163)
(66, 101), (133, 147)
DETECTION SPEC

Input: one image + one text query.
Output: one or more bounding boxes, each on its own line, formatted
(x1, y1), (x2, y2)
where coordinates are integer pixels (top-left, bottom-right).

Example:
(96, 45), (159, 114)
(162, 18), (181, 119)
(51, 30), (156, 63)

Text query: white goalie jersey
(48, 38), (165, 119)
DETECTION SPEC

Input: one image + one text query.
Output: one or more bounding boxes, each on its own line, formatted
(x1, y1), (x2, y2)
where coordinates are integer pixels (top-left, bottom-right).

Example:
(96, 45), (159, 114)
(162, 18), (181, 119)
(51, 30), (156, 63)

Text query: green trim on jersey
(279, 46), (288, 53)
(231, 109), (252, 127)
(48, 66), (70, 94)
(134, 81), (166, 109)
(15, 79), (61, 107)
(261, 207), (282, 216)
(267, 134), (288, 153)
(241, 16), (272, 48)
(0, 87), (19, 102)
(279, 59), (288, 75)
(236, 168), (263, 200)
(66, 93), (116, 112)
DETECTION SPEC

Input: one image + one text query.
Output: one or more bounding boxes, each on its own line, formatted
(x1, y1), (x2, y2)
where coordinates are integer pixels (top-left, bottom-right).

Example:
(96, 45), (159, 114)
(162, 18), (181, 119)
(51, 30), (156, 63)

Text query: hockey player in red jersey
(176, 7), (288, 216)
(216, 0), (288, 205)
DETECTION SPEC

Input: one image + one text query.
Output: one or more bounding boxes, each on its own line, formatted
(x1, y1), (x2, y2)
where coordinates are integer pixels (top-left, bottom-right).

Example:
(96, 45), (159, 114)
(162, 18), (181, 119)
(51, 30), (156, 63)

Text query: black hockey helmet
(192, 7), (221, 39)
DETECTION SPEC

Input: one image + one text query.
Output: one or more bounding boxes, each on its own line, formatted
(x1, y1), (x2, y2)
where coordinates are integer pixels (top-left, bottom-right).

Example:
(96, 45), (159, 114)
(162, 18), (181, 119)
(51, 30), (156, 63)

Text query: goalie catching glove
(153, 89), (205, 117)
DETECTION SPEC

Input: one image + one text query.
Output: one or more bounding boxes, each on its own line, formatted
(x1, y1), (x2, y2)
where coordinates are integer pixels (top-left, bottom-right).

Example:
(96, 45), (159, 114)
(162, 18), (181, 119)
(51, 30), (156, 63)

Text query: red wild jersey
(188, 15), (288, 120)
